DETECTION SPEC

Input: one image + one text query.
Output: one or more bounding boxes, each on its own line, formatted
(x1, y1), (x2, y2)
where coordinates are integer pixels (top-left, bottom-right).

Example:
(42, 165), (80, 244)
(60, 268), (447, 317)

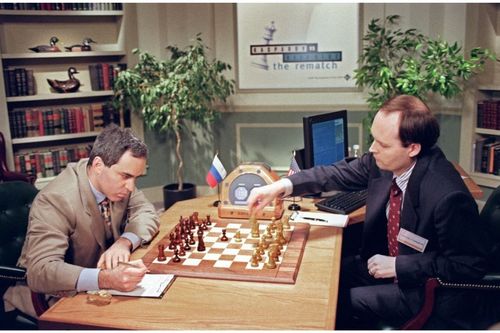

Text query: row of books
(474, 137), (500, 175)
(89, 63), (127, 91)
(8, 103), (123, 139)
(14, 146), (90, 179)
(3, 67), (36, 97)
(477, 100), (500, 130)
(0, 3), (123, 11)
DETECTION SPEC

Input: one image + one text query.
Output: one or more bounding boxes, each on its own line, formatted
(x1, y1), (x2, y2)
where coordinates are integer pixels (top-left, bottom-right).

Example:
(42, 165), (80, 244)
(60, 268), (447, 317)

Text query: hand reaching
(247, 181), (285, 215)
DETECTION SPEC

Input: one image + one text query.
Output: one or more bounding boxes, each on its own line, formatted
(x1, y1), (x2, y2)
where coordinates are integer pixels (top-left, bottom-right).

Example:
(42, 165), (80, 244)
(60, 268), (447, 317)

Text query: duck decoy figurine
(29, 36), (61, 53)
(64, 37), (97, 52)
(47, 67), (80, 93)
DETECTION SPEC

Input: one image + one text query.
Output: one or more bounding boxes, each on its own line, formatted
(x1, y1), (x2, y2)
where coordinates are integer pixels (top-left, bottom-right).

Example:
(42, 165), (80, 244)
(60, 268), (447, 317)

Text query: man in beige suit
(3, 124), (160, 318)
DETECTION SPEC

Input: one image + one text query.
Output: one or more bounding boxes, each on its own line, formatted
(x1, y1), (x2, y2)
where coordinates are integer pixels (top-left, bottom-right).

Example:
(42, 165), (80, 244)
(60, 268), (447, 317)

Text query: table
(38, 165), (480, 329)
(39, 195), (344, 330)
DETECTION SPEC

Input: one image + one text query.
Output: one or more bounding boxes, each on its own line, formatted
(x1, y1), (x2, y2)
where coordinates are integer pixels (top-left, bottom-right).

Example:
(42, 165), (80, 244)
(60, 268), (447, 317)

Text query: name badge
(397, 228), (428, 253)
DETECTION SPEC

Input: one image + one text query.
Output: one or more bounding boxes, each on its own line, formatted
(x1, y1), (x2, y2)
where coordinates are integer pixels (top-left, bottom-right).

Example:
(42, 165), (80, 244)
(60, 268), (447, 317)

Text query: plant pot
(163, 183), (196, 210)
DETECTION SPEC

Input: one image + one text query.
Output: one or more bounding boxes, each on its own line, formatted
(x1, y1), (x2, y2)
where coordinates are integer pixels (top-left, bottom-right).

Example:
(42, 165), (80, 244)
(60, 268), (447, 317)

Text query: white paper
(107, 274), (175, 298)
(289, 211), (349, 227)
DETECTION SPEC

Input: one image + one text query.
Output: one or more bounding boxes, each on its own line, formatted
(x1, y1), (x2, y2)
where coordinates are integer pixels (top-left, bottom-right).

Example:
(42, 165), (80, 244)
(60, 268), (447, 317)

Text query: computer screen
(302, 110), (348, 169)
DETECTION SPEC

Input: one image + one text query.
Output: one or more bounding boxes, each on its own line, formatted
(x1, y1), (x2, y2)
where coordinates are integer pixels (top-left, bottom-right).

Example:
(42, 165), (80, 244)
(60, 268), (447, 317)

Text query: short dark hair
(87, 124), (148, 167)
(380, 95), (440, 152)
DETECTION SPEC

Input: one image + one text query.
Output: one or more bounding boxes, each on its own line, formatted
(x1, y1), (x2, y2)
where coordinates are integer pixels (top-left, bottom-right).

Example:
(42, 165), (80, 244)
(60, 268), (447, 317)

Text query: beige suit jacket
(18, 158), (160, 296)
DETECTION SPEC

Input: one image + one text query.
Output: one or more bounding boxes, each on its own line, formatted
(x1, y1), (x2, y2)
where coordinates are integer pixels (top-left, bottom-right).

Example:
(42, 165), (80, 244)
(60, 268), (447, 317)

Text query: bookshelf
(468, 87), (500, 189)
(0, 3), (130, 189)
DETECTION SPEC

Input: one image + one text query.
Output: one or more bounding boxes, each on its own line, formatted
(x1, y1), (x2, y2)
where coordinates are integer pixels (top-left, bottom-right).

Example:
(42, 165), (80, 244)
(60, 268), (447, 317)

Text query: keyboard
(315, 189), (368, 215)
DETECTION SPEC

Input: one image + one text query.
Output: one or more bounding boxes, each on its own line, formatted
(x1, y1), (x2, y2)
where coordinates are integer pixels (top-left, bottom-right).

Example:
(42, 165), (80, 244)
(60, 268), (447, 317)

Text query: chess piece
(47, 67), (81, 93)
(197, 234), (206, 252)
(253, 248), (262, 262)
(172, 248), (181, 263)
(206, 215), (212, 226)
(264, 225), (273, 239)
(282, 215), (291, 230)
(260, 235), (269, 249)
(252, 21), (276, 70)
(157, 244), (166, 261)
(250, 254), (259, 267)
(264, 251), (277, 269)
(183, 239), (191, 251)
(220, 229), (228, 241)
(168, 232), (176, 250)
(250, 215), (260, 238)
(188, 233), (196, 245)
(178, 245), (186, 257)
(234, 231), (242, 242)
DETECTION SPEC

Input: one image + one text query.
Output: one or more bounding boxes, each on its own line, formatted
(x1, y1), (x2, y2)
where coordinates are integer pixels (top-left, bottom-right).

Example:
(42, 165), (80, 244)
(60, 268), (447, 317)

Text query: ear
(408, 143), (421, 158)
(92, 156), (105, 174)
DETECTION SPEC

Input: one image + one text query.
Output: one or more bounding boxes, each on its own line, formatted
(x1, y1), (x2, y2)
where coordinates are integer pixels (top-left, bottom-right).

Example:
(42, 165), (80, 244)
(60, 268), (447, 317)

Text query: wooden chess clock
(218, 163), (284, 220)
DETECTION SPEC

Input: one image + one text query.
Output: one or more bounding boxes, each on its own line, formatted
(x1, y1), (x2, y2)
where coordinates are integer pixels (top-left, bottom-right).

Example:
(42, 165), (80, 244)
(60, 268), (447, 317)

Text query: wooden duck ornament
(47, 67), (80, 93)
(64, 37), (97, 52)
(29, 36), (61, 53)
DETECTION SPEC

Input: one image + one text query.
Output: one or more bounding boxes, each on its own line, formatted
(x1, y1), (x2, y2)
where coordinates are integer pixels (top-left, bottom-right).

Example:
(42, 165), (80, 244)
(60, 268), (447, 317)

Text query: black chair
(400, 185), (500, 329)
(0, 131), (36, 184)
(0, 181), (48, 329)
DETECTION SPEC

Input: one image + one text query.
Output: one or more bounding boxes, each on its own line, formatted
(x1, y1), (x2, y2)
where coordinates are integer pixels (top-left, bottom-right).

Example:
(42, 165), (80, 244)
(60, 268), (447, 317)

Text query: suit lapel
(76, 160), (107, 251)
(400, 150), (433, 233)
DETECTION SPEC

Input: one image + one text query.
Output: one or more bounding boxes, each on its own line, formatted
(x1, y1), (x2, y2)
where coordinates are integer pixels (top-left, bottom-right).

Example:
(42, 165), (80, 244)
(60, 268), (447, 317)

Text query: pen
(302, 217), (328, 223)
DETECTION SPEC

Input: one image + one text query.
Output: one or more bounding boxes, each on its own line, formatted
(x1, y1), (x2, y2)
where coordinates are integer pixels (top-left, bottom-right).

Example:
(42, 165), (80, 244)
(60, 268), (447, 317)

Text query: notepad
(107, 274), (175, 298)
(289, 211), (349, 227)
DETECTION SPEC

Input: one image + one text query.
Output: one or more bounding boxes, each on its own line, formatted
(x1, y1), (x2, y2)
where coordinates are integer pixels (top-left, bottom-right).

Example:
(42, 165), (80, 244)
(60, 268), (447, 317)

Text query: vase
(162, 183), (196, 210)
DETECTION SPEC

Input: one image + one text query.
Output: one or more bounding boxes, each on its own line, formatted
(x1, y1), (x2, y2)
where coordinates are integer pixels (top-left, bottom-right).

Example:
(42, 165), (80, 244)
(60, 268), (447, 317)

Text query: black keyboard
(315, 189), (368, 215)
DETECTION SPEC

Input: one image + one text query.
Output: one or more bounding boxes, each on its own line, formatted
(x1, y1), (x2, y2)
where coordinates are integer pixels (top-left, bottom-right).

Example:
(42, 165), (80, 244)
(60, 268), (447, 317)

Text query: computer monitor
(303, 110), (348, 169)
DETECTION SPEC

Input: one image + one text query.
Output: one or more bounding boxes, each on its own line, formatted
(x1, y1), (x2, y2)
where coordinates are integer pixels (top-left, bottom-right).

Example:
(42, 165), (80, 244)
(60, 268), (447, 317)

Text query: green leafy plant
(113, 34), (235, 190)
(355, 14), (496, 144)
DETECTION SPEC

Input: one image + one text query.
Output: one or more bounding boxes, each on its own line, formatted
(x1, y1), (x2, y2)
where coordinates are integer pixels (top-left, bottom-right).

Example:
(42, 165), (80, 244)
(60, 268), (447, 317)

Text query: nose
(369, 141), (377, 153)
(125, 178), (135, 192)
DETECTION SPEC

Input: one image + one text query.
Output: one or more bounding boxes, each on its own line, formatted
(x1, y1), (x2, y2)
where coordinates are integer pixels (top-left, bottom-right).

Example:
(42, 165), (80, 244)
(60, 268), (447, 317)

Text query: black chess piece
(189, 233), (196, 245)
(178, 245), (186, 256)
(220, 229), (228, 241)
(206, 215), (212, 226)
(172, 248), (181, 263)
(168, 232), (176, 250)
(197, 235), (206, 252)
(183, 239), (191, 251)
(157, 244), (166, 261)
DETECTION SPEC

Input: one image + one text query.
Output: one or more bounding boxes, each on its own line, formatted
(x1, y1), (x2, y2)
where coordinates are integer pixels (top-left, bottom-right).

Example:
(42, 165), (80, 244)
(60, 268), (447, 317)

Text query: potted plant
(113, 34), (235, 209)
(355, 14), (496, 146)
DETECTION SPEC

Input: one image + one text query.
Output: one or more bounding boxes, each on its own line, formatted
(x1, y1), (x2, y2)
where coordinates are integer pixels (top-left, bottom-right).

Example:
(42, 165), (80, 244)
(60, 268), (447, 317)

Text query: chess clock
(218, 163), (284, 220)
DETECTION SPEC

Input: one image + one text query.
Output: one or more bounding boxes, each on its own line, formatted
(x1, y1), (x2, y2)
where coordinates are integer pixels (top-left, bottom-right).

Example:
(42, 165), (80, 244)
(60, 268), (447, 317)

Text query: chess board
(142, 218), (310, 284)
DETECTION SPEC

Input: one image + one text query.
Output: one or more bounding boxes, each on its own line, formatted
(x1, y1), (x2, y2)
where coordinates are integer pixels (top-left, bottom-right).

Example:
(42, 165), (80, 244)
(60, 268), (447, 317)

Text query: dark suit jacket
(289, 147), (491, 287)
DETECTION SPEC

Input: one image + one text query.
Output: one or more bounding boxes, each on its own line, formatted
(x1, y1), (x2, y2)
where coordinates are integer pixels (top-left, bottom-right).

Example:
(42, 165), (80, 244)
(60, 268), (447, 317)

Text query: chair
(400, 185), (500, 330)
(0, 131), (36, 184)
(0, 181), (48, 329)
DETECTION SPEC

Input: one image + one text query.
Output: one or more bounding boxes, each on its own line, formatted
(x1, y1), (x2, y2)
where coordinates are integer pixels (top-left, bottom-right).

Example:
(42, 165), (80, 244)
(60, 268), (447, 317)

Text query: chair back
(0, 132), (9, 177)
(0, 181), (38, 267)
(480, 185), (500, 272)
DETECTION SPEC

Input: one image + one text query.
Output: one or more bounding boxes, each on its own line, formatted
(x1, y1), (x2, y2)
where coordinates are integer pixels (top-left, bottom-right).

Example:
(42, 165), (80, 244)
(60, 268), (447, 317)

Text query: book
(106, 274), (175, 298)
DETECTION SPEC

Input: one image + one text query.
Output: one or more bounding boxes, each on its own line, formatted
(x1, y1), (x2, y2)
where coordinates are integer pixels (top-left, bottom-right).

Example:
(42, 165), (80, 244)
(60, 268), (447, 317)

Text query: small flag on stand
(206, 154), (227, 188)
(287, 151), (301, 176)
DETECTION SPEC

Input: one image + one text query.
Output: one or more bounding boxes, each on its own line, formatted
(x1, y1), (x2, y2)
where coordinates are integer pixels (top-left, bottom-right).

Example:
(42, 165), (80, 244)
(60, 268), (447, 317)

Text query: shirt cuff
(76, 268), (100, 292)
(279, 178), (294, 197)
(122, 232), (141, 251)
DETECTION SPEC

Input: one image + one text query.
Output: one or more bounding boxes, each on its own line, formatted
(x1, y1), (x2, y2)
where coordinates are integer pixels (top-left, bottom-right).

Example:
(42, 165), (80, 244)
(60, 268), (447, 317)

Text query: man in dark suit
(247, 95), (493, 329)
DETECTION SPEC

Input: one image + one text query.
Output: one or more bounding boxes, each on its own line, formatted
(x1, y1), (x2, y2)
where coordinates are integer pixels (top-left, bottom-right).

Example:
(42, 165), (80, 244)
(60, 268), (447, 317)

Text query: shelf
(0, 10), (123, 17)
(475, 128), (500, 136)
(6, 91), (114, 102)
(478, 85), (500, 92)
(12, 132), (100, 145)
(2, 51), (126, 60)
(471, 172), (500, 188)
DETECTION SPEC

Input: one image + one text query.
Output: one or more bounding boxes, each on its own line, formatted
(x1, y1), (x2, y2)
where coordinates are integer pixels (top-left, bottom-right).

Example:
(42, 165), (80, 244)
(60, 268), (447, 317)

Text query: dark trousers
(335, 255), (500, 329)
(335, 255), (422, 330)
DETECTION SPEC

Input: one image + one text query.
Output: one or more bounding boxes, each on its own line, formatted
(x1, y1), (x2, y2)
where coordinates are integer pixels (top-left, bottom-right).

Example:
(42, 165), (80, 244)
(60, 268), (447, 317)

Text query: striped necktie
(99, 198), (111, 228)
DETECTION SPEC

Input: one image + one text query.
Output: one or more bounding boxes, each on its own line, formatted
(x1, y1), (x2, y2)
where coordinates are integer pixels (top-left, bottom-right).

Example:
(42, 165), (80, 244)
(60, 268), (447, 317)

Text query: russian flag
(206, 154), (227, 188)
